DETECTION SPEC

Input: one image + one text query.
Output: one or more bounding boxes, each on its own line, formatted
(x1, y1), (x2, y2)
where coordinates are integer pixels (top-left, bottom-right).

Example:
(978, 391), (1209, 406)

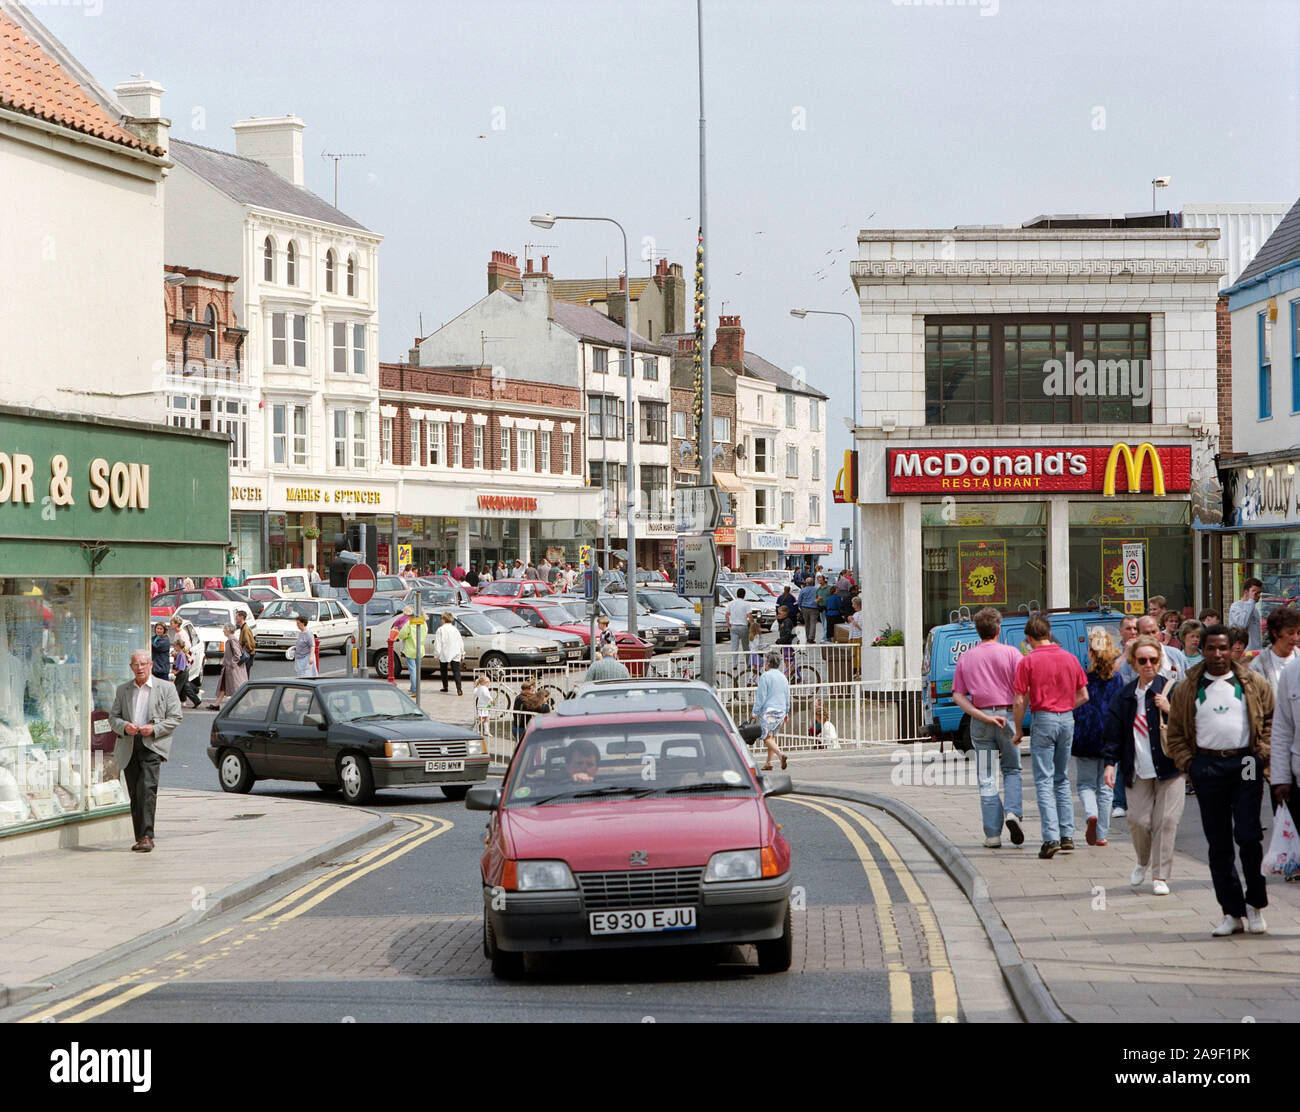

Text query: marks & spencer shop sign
(886, 443), (1190, 496)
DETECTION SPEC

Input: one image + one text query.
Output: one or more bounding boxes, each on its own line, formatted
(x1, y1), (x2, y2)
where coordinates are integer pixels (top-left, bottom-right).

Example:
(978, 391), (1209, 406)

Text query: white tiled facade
(851, 226), (1226, 677)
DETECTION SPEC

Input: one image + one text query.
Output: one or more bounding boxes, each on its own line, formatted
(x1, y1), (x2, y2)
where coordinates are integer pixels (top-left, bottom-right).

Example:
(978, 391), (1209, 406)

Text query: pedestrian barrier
(468, 651), (927, 764)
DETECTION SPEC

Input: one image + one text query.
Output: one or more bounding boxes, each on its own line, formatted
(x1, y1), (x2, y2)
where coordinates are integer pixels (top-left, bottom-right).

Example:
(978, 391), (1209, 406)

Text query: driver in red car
(565, 740), (600, 784)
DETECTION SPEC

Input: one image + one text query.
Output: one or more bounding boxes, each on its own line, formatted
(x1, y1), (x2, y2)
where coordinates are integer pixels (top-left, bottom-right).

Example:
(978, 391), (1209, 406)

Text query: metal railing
(468, 651), (926, 763)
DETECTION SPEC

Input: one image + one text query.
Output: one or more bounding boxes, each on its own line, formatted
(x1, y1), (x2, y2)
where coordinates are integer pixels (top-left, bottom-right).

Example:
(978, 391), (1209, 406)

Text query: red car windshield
(504, 722), (753, 807)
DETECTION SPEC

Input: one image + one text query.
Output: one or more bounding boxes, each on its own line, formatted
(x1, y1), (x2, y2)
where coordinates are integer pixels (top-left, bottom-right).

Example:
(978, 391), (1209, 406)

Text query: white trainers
(1211, 915), (1245, 937)
(983, 836), (1002, 848)
(1130, 864), (1147, 886)
(1246, 906), (1267, 934)
(1152, 879), (1170, 896)
(1112, 806), (1127, 818)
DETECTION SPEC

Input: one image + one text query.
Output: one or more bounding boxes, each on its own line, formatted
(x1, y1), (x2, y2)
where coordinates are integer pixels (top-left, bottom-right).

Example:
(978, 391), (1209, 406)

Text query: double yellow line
(20, 814), (452, 1024)
(784, 796), (959, 1023)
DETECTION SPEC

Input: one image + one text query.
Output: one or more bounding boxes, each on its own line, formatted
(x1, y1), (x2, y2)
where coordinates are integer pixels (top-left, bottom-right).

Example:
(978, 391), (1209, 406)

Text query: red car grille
(577, 867), (704, 910)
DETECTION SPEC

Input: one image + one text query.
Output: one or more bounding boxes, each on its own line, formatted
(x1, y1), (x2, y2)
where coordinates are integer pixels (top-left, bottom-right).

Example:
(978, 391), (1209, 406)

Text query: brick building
(377, 360), (596, 572)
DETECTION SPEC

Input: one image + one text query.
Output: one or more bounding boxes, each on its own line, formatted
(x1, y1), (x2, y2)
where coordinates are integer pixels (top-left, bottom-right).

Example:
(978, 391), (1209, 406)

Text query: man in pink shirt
(1012, 614), (1090, 859)
(952, 608), (1025, 849)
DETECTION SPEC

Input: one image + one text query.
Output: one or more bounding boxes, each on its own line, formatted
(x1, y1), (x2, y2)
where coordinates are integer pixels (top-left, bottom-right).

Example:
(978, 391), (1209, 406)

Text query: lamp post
(1151, 175), (1171, 213)
(790, 307), (858, 581)
(531, 213), (638, 640)
(696, 0), (716, 686)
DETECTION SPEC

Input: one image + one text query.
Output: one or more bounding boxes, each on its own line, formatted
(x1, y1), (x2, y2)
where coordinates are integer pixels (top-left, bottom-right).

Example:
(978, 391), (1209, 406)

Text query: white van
(243, 567), (312, 598)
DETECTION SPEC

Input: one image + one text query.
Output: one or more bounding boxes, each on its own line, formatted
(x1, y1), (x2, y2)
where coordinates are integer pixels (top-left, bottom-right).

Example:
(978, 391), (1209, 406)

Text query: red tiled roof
(0, 9), (161, 155)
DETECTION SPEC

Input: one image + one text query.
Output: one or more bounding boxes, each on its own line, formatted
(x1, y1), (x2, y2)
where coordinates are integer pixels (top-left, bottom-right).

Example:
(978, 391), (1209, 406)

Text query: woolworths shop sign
(0, 407), (229, 577)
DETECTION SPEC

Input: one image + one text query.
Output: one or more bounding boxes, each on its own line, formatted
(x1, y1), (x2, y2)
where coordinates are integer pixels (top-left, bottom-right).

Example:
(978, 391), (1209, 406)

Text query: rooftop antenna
(320, 149), (365, 208)
(524, 242), (558, 270)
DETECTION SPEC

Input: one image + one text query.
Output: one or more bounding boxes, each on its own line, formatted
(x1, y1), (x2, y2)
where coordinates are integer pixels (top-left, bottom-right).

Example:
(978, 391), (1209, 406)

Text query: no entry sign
(347, 563), (376, 606)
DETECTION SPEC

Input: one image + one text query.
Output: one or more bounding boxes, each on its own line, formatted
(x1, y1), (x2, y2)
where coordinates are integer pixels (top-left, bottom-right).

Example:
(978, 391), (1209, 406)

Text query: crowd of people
(952, 585), (1300, 939)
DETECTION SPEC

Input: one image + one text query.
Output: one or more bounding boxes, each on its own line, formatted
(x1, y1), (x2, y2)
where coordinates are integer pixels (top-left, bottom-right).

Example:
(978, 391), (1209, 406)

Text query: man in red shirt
(1012, 614), (1089, 859)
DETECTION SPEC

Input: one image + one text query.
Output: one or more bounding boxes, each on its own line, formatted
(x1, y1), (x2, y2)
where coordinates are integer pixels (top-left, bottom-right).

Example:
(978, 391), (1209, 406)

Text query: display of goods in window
(957, 540), (1007, 606)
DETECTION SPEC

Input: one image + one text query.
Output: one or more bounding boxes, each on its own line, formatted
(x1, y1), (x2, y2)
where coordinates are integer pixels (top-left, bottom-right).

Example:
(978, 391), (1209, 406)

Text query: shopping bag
(1262, 806), (1300, 880)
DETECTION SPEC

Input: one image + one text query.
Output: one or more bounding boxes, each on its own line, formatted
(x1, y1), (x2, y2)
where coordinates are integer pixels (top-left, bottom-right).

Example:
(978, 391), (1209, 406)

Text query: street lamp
(531, 212), (638, 640)
(1151, 175), (1171, 212)
(790, 307), (859, 581)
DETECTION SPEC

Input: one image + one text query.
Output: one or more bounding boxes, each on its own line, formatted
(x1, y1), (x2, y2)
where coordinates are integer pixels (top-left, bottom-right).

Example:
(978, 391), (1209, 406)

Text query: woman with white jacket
(433, 611), (465, 695)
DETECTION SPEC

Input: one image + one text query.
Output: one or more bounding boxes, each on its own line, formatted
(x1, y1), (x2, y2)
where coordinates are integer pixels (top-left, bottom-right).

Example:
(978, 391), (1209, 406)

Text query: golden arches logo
(1102, 442), (1165, 497)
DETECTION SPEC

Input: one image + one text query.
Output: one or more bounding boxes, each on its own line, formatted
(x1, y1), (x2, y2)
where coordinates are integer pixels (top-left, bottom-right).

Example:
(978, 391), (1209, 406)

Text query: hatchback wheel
(374, 650), (399, 680)
(218, 749), (255, 794)
(484, 913), (524, 979)
(337, 753), (375, 805)
(481, 652), (508, 677)
(756, 903), (793, 974)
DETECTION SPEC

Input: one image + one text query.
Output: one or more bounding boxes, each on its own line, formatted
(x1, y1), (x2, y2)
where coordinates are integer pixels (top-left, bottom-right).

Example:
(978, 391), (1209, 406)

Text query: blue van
(922, 605), (1124, 751)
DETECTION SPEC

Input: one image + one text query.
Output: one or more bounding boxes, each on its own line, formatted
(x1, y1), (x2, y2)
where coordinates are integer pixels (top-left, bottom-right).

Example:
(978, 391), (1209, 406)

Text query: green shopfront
(0, 407), (229, 843)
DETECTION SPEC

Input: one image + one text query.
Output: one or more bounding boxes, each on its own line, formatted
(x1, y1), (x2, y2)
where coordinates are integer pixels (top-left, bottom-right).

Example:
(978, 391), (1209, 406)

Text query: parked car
(572, 677), (759, 756)
(208, 678), (487, 804)
(473, 604), (586, 664)
(243, 568), (313, 598)
(172, 601), (250, 668)
(716, 582), (776, 631)
(626, 588), (709, 643)
(150, 587), (254, 620)
(418, 574), (479, 598)
(233, 584), (285, 611)
(467, 699), (793, 978)
(338, 595), (405, 656)
(475, 578), (555, 600)
(401, 585), (471, 611)
(254, 597), (359, 658)
(376, 605), (568, 679)
(923, 605), (1124, 751)
(374, 575), (409, 597)
(532, 598), (655, 675)
(591, 595), (689, 653)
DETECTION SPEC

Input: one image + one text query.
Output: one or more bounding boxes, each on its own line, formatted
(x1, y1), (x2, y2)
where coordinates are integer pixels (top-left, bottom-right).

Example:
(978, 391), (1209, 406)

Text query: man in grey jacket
(109, 649), (184, 852)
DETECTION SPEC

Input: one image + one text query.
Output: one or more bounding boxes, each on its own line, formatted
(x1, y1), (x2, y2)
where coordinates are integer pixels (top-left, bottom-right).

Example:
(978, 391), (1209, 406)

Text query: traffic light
(345, 522), (378, 572)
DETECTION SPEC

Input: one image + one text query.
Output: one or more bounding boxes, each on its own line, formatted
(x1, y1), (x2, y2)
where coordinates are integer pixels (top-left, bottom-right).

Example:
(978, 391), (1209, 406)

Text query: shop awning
(714, 471), (743, 493)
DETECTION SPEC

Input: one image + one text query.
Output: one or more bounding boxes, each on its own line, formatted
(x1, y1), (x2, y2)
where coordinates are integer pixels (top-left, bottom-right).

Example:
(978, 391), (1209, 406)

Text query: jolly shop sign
(886, 444), (1191, 496)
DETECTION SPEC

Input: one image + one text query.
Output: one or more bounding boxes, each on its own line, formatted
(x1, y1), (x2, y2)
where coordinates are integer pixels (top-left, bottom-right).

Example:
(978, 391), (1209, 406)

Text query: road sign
(583, 568), (598, 601)
(1122, 541), (1145, 608)
(674, 485), (723, 533)
(347, 563), (376, 606)
(675, 533), (720, 599)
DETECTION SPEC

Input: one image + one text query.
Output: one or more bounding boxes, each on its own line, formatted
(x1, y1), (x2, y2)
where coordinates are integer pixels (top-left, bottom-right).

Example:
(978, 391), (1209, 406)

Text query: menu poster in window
(1101, 538), (1147, 614)
(957, 540), (1007, 607)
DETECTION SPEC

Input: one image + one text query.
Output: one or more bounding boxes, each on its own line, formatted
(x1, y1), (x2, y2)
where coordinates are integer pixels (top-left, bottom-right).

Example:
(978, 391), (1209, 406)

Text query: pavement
(3, 671), (1296, 1022)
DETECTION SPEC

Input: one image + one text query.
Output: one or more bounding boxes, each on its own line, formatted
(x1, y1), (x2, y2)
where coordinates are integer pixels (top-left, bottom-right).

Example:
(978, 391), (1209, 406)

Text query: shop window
(333, 322), (348, 374)
(272, 403), (287, 465)
(920, 501), (1047, 634)
(781, 490), (795, 522)
(539, 430), (550, 474)
(640, 465), (668, 517)
(673, 411), (688, 439)
(562, 431), (572, 474)
(381, 416), (393, 465)
(500, 426), (511, 470)
(353, 324), (367, 376)
(641, 356), (658, 381)
(755, 488), (773, 525)
(641, 402), (667, 444)
(473, 425), (484, 469)
(1067, 501), (1191, 616)
(589, 395), (624, 440)
(292, 404), (308, 466)
(593, 348), (608, 375)
(452, 423), (463, 468)
(1259, 311), (1272, 420)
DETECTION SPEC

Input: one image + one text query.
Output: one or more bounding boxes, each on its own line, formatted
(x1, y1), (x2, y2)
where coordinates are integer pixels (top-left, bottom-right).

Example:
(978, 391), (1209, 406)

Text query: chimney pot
(619, 273), (627, 292)
(526, 258), (534, 274)
(541, 255), (549, 274)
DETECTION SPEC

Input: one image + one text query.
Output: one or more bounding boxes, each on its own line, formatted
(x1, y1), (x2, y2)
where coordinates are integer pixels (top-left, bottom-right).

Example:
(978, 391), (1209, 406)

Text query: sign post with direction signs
(676, 533), (720, 600)
(674, 485), (724, 534)
(1121, 541), (1146, 614)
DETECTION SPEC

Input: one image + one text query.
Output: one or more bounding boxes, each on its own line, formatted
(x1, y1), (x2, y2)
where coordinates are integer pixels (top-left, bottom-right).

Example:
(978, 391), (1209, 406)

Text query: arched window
(203, 304), (217, 360)
(286, 241), (297, 286)
(346, 254), (356, 297)
(263, 236), (275, 282)
(325, 249), (336, 293)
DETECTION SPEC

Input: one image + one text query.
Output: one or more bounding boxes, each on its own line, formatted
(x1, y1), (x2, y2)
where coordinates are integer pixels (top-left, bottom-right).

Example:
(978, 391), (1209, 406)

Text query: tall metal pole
(621, 225), (639, 642)
(791, 308), (859, 582)
(697, 0), (716, 687)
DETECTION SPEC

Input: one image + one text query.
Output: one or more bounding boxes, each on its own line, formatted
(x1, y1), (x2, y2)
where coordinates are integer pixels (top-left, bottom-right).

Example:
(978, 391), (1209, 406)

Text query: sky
(29, 0), (1300, 541)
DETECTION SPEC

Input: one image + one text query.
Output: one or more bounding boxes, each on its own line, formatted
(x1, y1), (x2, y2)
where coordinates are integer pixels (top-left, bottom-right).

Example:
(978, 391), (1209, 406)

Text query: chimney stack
(713, 314), (745, 367)
(114, 78), (169, 154)
(232, 115), (306, 187)
(521, 256), (553, 321)
(487, 250), (520, 293)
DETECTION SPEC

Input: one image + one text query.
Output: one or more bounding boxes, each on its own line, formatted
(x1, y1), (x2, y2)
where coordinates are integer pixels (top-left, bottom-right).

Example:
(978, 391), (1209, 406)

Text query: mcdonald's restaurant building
(849, 217), (1226, 677)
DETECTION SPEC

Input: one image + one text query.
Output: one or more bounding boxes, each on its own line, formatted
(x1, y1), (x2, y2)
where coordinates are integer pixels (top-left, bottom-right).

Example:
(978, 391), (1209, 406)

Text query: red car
(481, 597), (654, 675)
(151, 588), (255, 620)
(475, 578), (554, 600)
(467, 701), (793, 978)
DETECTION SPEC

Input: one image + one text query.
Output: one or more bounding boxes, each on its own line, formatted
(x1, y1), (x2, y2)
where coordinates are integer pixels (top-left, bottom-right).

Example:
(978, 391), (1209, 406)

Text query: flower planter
(860, 645), (905, 685)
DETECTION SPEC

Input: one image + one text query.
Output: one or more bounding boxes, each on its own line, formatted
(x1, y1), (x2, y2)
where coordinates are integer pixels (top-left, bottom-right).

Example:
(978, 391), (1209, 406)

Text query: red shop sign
(886, 443), (1190, 496)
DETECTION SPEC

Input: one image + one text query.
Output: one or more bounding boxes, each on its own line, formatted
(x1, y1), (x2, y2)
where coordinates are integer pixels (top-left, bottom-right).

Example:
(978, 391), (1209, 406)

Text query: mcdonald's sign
(1102, 442), (1165, 496)
(833, 449), (859, 504)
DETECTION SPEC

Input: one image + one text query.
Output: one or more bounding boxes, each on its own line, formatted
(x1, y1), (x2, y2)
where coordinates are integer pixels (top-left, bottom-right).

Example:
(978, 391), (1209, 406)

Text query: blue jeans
(1074, 756), (1112, 842)
(729, 626), (750, 653)
(1112, 772), (1127, 810)
(407, 656), (420, 695)
(1030, 711), (1075, 843)
(970, 711), (1022, 838)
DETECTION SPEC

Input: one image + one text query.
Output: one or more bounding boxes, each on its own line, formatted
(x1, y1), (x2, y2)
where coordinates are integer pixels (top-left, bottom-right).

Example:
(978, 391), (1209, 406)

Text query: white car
(173, 601), (253, 668)
(254, 597), (358, 658)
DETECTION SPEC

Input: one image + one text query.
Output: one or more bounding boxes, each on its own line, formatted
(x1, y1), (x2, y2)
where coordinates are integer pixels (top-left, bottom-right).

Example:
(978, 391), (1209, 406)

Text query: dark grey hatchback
(207, 679), (487, 804)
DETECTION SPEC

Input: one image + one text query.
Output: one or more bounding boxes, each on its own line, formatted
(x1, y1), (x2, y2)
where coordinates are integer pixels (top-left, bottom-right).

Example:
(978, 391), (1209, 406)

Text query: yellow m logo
(1102, 442), (1165, 496)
